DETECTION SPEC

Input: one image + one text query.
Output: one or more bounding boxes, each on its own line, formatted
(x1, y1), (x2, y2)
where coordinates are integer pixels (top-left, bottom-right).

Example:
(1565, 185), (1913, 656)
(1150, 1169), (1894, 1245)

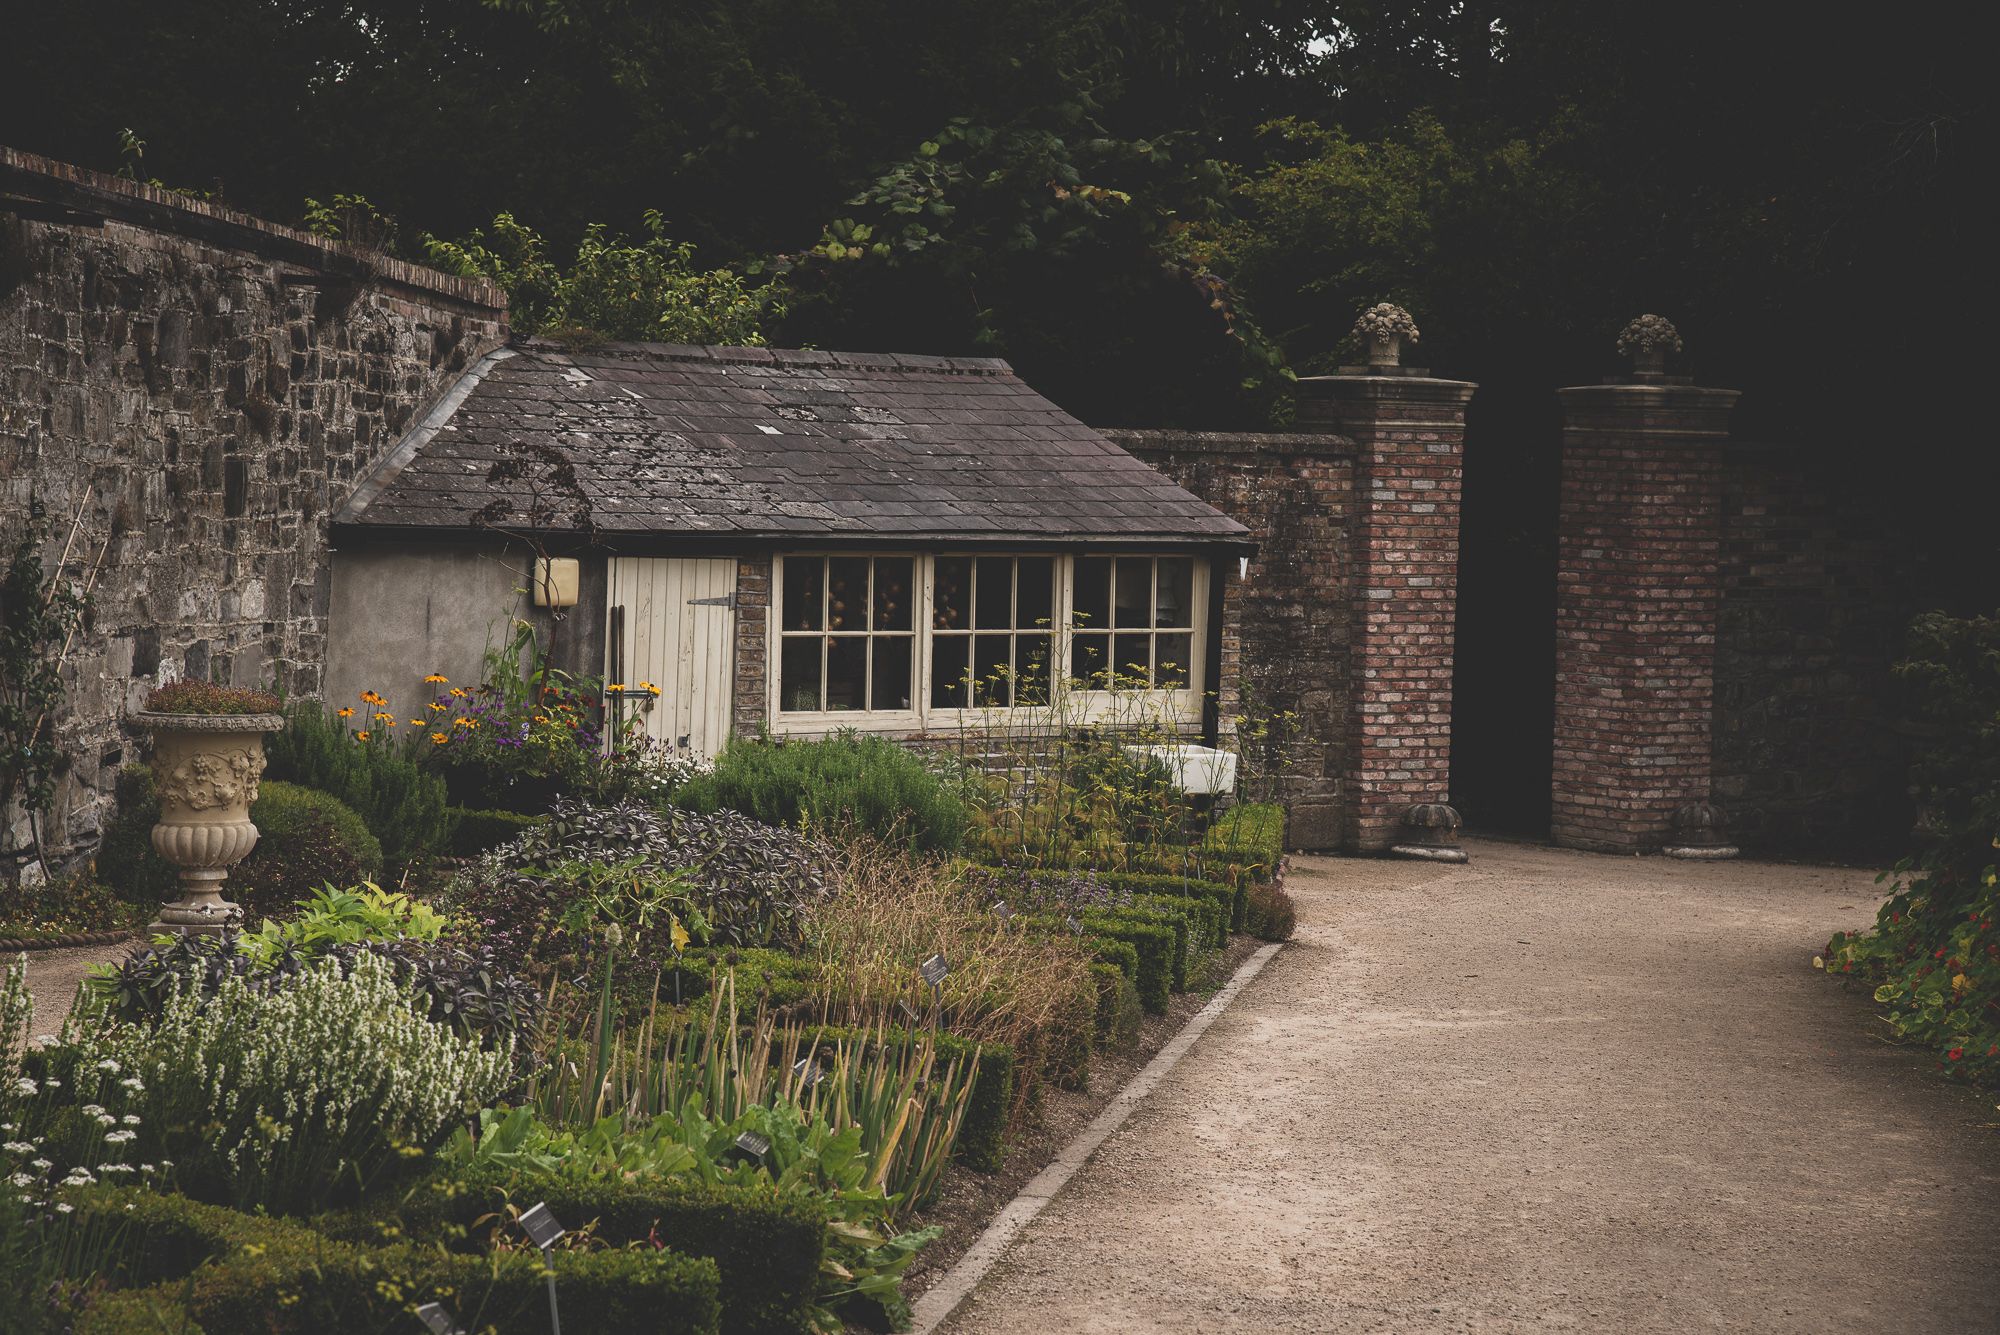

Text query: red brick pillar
(1297, 312), (1475, 857)
(1551, 317), (1739, 852)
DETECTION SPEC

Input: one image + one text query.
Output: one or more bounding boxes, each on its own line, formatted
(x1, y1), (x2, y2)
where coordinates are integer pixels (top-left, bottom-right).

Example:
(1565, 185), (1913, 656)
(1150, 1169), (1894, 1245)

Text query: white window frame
(766, 551), (1208, 735)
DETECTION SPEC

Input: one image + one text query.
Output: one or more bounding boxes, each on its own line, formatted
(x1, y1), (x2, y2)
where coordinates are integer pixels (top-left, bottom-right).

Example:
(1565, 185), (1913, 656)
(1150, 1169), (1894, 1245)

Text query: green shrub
(266, 703), (452, 865)
(93, 766), (178, 906)
(1135, 893), (1225, 985)
(1246, 880), (1297, 941)
(1089, 961), (1141, 1047)
(1088, 871), (1236, 946)
(1077, 911), (1174, 1014)
(224, 781), (383, 922)
(662, 948), (819, 1012)
(1204, 801), (1286, 867)
(448, 805), (542, 855)
(350, 1168), (816, 1335)
(678, 734), (967, 852)
(1089, 935), (1139, 983)
(71, 1186), (723, 1335)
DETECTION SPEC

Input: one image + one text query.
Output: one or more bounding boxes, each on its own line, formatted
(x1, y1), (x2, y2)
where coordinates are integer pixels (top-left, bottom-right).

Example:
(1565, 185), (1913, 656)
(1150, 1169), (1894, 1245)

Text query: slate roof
(335, 342), (1251, 548)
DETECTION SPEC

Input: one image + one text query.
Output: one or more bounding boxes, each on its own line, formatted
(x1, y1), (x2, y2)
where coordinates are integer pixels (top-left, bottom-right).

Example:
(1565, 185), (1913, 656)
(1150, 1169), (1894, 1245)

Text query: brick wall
(1298, 373), (1473, 852)
(1715, 443), (1914, 855)
(731, 555), (771, 739)
(1550, 382), (1737, 851)
(1110, 430), (1357, 848)
(0, 147), (506, 872)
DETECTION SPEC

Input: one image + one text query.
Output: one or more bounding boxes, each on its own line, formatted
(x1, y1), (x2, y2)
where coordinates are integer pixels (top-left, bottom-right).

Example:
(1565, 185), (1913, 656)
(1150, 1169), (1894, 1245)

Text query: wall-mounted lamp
(533, 557), (580, 608)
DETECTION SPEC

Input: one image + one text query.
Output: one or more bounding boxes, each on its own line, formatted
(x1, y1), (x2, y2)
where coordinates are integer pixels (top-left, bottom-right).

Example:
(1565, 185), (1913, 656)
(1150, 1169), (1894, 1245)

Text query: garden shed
(327, 340), (1253, 758)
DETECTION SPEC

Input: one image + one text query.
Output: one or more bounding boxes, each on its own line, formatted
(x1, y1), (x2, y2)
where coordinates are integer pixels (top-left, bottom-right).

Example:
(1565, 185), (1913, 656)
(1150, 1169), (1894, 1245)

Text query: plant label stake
(991, 900), (1013, 924)
(415, 1302), (466, 1335)
(1065, 915), (1083, 936)
(897, 999), (921, 1027)
(519, 1202), (567, 1335)
(792, 1057), (823, 1092)
(732, 1130), (773, 1165)
(919, 953), (949, 1028)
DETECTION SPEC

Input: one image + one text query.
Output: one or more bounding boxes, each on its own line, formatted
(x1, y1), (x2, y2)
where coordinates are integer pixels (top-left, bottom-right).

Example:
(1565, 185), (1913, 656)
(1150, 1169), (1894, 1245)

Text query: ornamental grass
(803, 843), (1098, 1122)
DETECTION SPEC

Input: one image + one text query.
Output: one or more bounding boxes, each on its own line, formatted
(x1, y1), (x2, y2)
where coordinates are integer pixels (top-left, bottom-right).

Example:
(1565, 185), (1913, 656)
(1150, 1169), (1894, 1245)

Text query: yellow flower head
(607, 683), (626, 693)
(428, 701), (447, 711)
(336, 707), (355, 718)
(453, 716), (472, 728)
(424, 673), (449, 684)
(449, 687), (468, 698)
(360, 690), (381, 705)
(646, 683), (661, 697)
(408, 719), (426, 728)
(356, 730), (372, 742)
(431, 732), (449, 745)
(373, 711), (394, 723)
(533, 714), (549, 725)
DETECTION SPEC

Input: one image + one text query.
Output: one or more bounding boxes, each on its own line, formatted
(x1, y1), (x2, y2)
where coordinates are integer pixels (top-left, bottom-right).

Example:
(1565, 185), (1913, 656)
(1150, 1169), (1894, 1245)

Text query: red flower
(1947, 1048), (1964, 1061)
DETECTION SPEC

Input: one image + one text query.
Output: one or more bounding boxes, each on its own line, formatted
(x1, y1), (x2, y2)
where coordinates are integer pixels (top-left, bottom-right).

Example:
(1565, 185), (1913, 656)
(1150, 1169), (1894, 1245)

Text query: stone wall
(1714, 443), (1915, 856)
(1111, 429), (1356, 849)
(0, 147), (506, 874)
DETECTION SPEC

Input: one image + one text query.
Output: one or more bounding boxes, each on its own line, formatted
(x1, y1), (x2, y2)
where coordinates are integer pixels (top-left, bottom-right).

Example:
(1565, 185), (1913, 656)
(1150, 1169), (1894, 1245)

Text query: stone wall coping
(0, 143), (507, 315)
(1104, 427), (1359, 458)
(1556, 381), (1742, 406)
(1299, 373), (1478, 398)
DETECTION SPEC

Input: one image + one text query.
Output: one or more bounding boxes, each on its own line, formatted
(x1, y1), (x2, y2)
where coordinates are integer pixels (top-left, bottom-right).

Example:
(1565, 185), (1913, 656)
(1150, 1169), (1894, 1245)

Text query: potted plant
(131, 681), (285, 934)
(1616, 313), (1683, 377)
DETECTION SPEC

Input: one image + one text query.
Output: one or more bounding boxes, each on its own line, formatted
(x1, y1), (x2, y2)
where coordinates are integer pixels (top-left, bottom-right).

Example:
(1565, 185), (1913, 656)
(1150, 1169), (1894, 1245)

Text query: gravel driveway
(938, 838), (2000, 1334)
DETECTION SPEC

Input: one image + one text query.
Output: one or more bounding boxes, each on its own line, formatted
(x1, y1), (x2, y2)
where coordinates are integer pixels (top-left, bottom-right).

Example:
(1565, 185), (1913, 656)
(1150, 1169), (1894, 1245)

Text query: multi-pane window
(777, 555), (917, 712)
(773, 552), (1203, 720)
(1070, 556), (1196, 689)
(930, 556), (1057, 707)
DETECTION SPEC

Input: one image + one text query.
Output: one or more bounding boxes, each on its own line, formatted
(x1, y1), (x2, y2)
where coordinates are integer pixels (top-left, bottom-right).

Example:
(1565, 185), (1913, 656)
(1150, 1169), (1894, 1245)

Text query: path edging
(909, 940), (1286, 1333)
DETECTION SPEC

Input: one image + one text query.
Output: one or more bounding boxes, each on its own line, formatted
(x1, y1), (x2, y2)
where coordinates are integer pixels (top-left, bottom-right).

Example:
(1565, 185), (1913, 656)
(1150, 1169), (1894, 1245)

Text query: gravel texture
(15, 941), (138, 1037)
(938, 838), (2000, 1334)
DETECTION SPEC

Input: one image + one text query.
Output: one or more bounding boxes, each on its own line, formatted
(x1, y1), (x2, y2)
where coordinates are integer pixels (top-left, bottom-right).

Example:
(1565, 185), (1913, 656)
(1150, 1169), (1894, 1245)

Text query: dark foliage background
(3, 2), (1989, 832)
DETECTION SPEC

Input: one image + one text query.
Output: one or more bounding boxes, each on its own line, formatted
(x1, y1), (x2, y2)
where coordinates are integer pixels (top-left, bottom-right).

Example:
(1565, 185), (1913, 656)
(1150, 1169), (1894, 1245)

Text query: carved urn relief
(134, 711), (284, 933)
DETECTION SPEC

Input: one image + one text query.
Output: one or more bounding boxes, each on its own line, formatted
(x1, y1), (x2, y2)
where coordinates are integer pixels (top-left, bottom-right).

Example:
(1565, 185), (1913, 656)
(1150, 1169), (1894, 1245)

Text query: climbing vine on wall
(0, 501), (91, 859)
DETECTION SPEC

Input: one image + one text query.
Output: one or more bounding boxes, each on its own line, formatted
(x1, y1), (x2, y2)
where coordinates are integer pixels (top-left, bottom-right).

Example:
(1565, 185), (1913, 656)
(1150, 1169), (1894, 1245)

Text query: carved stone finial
(1390, 800), (1469, 863)
(1351, 302), (1420, 368)
(1616, 314), (1682, 376)
(1664, 799), (1738, 859)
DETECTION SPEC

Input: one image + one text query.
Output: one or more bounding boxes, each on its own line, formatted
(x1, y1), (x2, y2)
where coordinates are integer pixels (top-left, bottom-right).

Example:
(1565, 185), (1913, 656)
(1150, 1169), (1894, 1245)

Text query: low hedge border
(1087, 871), (1238, 947)
(1074, 911), (1174, 1014)
(1133, 893), (1225, 985)
(327, 1168), (822, 1335)
(447, 806), (543, 856)
(70, 1186), (723, 1335)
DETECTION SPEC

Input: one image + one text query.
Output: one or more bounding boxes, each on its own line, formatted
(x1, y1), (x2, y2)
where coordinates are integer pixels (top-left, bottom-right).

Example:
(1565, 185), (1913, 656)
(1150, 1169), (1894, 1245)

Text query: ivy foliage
(423, 209), (781, 345)
(0, 502), (88, 840)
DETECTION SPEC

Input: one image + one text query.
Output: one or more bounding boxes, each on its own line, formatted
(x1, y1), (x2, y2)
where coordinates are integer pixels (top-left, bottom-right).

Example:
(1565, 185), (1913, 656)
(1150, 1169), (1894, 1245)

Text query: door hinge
(687, 593), (737, 608)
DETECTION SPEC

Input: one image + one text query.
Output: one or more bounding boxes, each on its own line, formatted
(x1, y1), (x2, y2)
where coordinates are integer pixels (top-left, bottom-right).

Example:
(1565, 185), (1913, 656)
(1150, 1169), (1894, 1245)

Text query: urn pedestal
(134, 711), (283, 935)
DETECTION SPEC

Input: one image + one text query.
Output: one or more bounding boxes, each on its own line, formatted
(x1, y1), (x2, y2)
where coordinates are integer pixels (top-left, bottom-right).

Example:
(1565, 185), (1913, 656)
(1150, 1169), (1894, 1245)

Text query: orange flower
(452, 717), (473, 728)
(373, 711), (394, 723)
(449, 687), (468, 698)
(533, 714), (549, 725)
(431, 732), (449, 745)
(428, 701), (447, 711)
(360, 690), (382, 705)
(424, 673), (449, 684)
(336, 707), (355, 718)
(408, 719), (426, 728)
(356, 730), (372, 742)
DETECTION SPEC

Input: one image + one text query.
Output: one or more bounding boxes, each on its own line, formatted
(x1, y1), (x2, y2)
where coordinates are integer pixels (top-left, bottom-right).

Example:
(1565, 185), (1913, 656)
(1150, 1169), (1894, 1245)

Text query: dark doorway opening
(1450, 381), (1560, 836)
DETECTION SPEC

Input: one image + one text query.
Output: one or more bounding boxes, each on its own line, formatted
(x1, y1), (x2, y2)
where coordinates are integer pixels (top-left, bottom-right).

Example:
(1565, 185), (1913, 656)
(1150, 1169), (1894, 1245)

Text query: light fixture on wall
(532, 557), (580, 608)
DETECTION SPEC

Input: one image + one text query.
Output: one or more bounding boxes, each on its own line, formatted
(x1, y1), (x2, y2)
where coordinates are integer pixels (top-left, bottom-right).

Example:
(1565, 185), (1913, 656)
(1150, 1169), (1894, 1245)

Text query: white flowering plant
(45, 953), (514, 1214)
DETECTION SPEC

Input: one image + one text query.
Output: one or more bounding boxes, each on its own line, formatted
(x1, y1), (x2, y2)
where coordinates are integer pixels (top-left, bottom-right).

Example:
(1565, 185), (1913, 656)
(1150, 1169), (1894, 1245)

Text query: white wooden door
(605, 557), (737, 760)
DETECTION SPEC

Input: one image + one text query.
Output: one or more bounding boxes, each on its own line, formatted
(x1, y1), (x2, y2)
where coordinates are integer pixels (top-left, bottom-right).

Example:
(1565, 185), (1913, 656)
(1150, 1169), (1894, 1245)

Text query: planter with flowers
(1350, 301), (1420, 368)
(131, 681), (285, 934)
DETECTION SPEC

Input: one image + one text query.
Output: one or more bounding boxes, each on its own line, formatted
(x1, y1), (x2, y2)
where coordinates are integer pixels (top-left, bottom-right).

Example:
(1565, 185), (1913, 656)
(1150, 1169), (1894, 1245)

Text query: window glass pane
(780, 637), (822, 711)
(1016, 633), (1053, 704)
(1155, 558), (1193, 628)
(1073, 556), (1110, 629)
(976, 556), (1012, 629)
(825, 637), (867, 710)
(1155, 633), (1192, 689)
(874, 557), (913, 632)
(1071, 632), (1110, 689)
(1113, 632), (1152, 685)
(871, 635), (913, 710)
(783, 557), (823, 632)
(1113, 557), (1151, 628)
(973, 633), (1012, 706)
(934, 556), (970, 630)
(931, 635), (971, 709)
(826, 557), (868, 632)
(1016, 556), (1054, 629)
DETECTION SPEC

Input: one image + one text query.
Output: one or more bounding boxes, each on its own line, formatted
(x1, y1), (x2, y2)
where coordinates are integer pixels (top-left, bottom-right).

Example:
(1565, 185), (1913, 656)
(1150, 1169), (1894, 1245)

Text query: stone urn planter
(134, 687), (284, 935)
(1350, 302), (1420, 372)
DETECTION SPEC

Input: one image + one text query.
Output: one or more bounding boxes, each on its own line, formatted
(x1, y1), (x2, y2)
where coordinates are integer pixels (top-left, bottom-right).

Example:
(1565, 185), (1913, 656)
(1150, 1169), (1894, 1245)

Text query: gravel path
(12, 941), (139, 1038)
(938, 838), (2000, 1334)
